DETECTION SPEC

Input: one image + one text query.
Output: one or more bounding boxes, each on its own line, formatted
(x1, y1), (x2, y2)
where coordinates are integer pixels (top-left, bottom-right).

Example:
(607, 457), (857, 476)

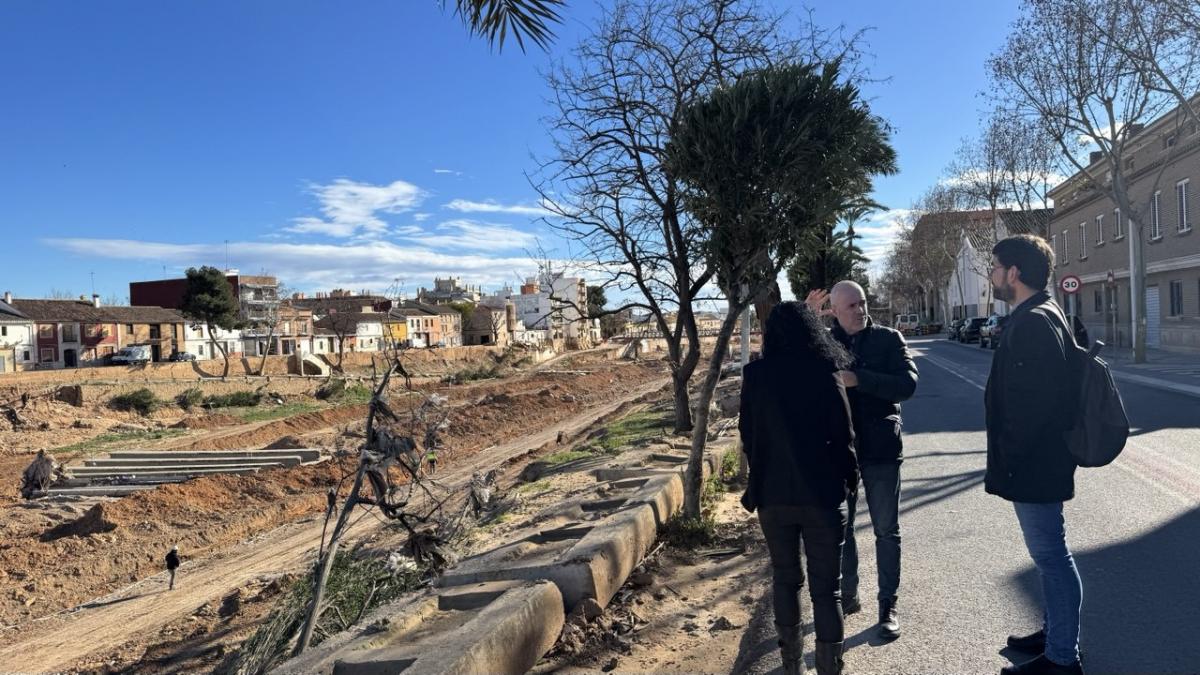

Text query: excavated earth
(0, 353), (666, 636)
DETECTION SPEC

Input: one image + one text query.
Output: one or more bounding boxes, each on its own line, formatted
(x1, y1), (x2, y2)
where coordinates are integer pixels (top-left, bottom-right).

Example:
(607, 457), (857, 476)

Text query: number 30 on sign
(1060, 275), (1082, 294)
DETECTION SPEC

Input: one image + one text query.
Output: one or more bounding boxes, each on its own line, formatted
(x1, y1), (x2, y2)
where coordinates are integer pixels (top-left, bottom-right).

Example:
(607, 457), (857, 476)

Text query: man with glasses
(986, 235), (1084, 675)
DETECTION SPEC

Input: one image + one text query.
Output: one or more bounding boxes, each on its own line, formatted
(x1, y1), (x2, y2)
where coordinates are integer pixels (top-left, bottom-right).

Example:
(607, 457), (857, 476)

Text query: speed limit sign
(1060, 275), (1082, 294)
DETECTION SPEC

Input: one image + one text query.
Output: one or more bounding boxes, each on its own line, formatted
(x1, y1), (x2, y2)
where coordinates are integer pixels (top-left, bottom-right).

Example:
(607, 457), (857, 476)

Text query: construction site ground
(0, 347), (699, 673)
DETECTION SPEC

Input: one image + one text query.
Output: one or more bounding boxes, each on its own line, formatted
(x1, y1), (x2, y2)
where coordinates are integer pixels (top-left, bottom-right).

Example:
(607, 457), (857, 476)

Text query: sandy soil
(0, 354), (669, 673)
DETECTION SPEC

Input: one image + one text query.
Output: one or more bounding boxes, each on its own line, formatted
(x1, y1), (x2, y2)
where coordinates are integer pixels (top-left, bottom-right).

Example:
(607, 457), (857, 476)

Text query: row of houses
(904, 101), (1200, 352)
(0, 269), (606, 373)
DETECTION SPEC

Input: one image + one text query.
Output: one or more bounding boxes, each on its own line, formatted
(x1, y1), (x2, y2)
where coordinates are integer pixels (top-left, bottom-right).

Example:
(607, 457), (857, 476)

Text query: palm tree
(446, 0), (565, 52)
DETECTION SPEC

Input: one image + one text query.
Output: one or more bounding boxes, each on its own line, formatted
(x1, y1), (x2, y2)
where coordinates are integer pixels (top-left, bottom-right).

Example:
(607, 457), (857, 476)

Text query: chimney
(92, 294), (101, 308)
(505, 302), (516, 333)
(1089, 151), (1104, 164)
(3, 291), (11, 304)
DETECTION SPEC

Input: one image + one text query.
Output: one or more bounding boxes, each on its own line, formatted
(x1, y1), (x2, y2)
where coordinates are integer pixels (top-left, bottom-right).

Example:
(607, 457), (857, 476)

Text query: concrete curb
(276, 580), (564, 675)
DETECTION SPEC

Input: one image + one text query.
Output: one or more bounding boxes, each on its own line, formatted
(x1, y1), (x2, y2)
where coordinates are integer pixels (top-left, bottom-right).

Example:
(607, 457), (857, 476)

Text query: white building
(181, 322), (244, 361)
(942, 209), (1054, 320)
(0, 295), (35, 373)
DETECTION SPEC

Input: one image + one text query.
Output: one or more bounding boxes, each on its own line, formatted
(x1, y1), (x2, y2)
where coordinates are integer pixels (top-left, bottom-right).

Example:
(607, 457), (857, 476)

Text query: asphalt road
(735, 336), (1200, 675)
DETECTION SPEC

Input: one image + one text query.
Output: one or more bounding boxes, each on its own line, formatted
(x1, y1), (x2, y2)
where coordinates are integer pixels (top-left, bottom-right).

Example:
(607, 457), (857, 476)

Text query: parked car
(958, 317), (987, 343)
(947, 318), (966, 340)
(918, 321), (944, 335)
(979, 315), (1009, 349)
(111, 344), (152, 364)
(169, 351), (197, 362)
(894, 313), (920, 335)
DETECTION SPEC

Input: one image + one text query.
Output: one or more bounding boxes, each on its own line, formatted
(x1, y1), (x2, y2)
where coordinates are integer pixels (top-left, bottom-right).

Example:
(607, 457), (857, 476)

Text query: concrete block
(83, 455), (303, 468)
(440, 498), (660, 611)
(275, 580), (563, 675)
(105, 448), (324, 462)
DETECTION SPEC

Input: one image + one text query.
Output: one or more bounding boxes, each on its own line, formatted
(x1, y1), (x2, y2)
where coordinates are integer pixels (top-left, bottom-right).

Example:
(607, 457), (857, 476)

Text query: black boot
(1006, 629), (1046, 653)
(814, 640), (844, 675)
(842, 595), (862, 616)
(775, 622), (805, 675)
(878, 598), (900, 640)
(1000, 654), (1083, 675)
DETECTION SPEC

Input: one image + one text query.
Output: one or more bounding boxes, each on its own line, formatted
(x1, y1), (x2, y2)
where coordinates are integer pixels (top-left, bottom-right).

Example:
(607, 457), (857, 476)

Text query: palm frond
(448, 0), (565, 53)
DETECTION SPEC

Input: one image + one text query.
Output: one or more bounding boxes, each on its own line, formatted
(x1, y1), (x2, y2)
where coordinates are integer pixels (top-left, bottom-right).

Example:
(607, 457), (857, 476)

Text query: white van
(893, 314), (920, 335)
(111, 344), (152, 364)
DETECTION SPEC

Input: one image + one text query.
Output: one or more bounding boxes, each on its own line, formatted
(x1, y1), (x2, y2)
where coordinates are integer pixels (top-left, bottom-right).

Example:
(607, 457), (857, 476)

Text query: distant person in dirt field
(425, 449), (438, 476)
(739, 302), (858, 675)
(165, 546), (181, 591)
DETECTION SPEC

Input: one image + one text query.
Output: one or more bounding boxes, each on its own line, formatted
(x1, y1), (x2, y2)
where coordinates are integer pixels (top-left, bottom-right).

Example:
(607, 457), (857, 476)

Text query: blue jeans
(842, 462), (901, 602)
(1013, 501), (1082, 666)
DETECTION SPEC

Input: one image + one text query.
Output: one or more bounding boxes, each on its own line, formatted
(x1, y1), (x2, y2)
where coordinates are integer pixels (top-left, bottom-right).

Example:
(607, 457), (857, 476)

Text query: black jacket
(166, 550), (180, 570)
(738, 355), (859, 511)
(984, 291), (1077, 503)
(831, 319), (919, 465)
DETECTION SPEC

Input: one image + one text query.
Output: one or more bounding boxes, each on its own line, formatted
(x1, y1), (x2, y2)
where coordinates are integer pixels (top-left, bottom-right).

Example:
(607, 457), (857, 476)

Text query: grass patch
(176, 387), (203, 410)
(53, 428), (188, 456)
(108, 388), (164, 416)
(542, 449), (595, 466)
(570, 408), (675, 458)
(234, 401), (322, 422)
(227, 550), (426, 675)
(515, 479), (551, 494)
(203, 391), (262, 408)
(441, 363), (501, 384)
(316, 379), (374, 405)
(661, 513), (718, 548)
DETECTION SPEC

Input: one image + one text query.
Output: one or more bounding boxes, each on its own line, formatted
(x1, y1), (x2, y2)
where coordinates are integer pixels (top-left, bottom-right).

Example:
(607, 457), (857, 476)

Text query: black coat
(166, 550), (180, 570)
(738, 354), (859, 512)
(832, 320), (919, 465)
(984, 291), (1077, 503)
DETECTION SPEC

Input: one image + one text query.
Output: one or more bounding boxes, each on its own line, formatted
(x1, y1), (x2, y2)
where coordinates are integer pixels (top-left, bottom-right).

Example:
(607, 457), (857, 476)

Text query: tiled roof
(10, 299), (184, 323)
(0, 300), (29, 321)
(999, 208), (1053, 237)
(314, 312), (387, 330)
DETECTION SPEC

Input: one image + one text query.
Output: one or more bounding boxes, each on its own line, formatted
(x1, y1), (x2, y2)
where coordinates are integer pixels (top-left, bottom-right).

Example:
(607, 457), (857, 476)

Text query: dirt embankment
(0, 358), (666, 629)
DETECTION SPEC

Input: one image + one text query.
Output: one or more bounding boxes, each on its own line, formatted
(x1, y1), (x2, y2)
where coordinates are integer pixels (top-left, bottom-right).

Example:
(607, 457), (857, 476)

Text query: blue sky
(0, 0), (1021, 304)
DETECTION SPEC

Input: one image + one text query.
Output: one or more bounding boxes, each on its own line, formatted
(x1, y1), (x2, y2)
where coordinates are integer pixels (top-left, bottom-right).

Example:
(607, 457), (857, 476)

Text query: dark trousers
(168, 568), (176, 590)
(758, 503), (848, 643)
(842, 461), (901, 603)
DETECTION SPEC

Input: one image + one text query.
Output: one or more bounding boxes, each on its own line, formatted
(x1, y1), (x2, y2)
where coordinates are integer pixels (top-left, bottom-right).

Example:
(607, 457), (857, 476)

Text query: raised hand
(805, 289), (833, 317)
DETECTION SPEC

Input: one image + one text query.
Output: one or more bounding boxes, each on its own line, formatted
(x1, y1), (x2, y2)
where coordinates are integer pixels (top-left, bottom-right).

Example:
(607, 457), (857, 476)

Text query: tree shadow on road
(1010, 506), (1200, 674)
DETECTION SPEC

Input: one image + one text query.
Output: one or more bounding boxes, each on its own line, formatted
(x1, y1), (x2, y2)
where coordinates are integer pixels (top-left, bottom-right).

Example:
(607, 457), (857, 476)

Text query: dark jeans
(758, 503), (848, 643)
(842, 461), (901, 603)
(1013, 501), (1082, 666)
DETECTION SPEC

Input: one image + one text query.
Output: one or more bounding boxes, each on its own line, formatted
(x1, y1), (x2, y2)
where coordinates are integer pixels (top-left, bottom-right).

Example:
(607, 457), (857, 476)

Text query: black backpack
(1050, 305), (1131, 467)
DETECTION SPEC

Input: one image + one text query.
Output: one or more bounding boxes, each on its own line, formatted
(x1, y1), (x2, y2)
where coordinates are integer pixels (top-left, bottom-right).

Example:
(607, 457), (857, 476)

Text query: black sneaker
(1000, 654), (1083, 675)
(1007, 629), (1046, 653)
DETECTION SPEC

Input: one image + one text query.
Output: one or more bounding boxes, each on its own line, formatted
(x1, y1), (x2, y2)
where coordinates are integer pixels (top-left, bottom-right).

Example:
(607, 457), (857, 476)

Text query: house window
(22, 350), (30, 361)
(126, 323), (134, 334)
(198, 344), (205, 356)
(1078, 222), (1087, 259)
(149, 325), (161, 339)
(61, 324), (78, 342)
(1095, 214), (1104, 243)
(1062, 230), (1069, 263)
(1114, 208), (1124, 239)
(84, 324), (98, 338)
(1051, 234), (1058, 265)
(1178, 179), (1191, 232)
(0, 326), (6, 337)
(1094, 289), (1102, 313)
(39, 348), (55, 363)
(1169, 280), (1183, 316)
(1151, 191), (1162, 239)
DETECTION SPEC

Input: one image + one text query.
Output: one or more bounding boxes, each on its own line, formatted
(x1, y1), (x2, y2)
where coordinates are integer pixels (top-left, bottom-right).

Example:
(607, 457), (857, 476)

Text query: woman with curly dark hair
(739, 301), (859, 675)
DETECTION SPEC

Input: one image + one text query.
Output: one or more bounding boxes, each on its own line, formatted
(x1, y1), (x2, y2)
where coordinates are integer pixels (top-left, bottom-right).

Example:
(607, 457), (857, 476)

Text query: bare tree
(251, 283), (291, 375)
(990, 0), (1190, 362)
(534, 0), (866, 433)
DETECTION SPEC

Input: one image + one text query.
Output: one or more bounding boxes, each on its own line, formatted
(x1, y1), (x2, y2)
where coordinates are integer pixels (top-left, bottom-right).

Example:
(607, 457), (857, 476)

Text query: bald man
(808, 281), (918, 640)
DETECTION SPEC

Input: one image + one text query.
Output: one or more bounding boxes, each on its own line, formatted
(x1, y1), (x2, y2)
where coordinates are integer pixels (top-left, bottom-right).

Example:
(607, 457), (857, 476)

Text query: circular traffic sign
(1060, 274), (1082, 294)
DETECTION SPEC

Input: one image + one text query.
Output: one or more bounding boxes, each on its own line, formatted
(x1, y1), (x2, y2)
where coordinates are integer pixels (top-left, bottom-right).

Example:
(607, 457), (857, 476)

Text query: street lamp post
(1106, 269), (1116, 349)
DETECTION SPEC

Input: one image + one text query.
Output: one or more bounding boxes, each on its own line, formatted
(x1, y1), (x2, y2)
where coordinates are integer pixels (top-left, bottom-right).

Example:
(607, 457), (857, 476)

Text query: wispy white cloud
(288, 178), (427, 238)
(444, 198), (555, 217)
(413, 213), (432, 222)
(42, 237), (539, 292)
(851, 209), (913, 277)
(433, 168), (462, 176)
(399, 219), (537, 251)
